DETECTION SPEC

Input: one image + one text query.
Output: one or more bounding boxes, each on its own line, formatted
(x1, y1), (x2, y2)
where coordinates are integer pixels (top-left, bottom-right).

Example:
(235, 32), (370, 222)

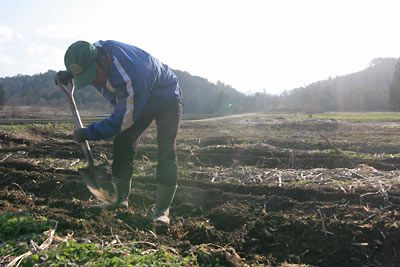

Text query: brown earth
(1, 116), (400, 266)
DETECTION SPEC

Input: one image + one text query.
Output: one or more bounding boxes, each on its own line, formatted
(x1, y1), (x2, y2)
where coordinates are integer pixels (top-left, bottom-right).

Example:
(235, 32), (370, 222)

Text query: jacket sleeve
(83, 95), (129, 140)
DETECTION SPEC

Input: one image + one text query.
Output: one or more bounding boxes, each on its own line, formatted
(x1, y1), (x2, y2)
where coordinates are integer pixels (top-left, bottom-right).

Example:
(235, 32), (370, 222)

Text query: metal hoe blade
(57, 80), (117, 204)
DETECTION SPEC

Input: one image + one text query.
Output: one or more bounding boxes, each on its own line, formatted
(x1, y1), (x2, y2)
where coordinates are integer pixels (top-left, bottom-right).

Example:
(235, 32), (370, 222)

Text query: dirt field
(1, 113), (400, 266)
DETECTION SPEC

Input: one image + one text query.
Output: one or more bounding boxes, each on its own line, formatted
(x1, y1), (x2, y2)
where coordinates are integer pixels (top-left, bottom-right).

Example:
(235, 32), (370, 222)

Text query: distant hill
(0, 70), (278, 115)
(0, 58), (398, 115)
(278, 58), (398, 112)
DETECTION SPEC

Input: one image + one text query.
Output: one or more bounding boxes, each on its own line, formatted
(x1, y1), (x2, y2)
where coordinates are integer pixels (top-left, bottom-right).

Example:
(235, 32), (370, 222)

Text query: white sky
(1, 0), (400, 94)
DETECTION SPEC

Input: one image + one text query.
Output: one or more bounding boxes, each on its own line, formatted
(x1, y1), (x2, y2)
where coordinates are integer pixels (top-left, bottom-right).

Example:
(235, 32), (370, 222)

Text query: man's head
(64, 41), (111, 89)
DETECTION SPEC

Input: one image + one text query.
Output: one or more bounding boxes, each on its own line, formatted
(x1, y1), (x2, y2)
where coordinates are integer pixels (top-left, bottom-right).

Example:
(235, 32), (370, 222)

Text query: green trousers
(112, 100), (182, 186)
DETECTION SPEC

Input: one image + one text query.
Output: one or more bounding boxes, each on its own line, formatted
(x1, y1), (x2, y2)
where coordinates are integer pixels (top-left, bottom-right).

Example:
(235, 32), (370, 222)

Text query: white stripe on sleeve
(113, 57), (134, 131)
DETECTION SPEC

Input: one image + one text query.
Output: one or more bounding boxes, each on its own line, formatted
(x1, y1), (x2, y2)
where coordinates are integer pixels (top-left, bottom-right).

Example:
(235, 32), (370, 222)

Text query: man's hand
(55, 70), (73, 86)
(73, 128), (88, 142)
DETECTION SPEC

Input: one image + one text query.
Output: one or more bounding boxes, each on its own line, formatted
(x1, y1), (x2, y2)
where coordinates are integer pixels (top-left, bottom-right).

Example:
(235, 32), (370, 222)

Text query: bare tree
(389, 60), (400, 111)
(0, 83), (5, 110)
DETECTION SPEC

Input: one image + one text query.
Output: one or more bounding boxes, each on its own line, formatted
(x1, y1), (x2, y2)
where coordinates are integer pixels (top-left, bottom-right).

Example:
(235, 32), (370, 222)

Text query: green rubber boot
(153, 184), (178, 225)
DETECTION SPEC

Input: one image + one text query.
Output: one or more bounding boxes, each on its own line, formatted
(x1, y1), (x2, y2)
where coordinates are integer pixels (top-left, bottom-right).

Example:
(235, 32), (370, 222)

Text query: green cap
(64, 41), (98, 89)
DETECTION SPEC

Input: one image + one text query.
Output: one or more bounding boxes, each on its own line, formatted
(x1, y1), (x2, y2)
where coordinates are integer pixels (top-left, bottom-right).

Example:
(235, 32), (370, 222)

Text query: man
(56, 40), (182, 225)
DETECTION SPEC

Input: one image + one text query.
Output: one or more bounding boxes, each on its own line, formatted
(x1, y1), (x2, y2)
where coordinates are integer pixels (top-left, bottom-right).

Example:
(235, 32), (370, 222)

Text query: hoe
(57, 81), (118, 205)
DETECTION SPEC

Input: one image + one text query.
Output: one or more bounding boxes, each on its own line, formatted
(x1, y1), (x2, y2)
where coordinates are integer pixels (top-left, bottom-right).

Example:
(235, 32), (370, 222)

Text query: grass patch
(0, 123), (74, 134)
(312, 112), (400, 122)
(0, 124), (31, 133)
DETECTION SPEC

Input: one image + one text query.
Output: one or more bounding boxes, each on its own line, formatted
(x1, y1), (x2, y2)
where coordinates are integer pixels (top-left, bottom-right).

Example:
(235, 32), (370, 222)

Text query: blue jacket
(83, 40), (181, 140)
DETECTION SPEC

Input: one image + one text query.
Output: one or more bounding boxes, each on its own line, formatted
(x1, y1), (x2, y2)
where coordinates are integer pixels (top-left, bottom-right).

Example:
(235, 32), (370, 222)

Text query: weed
(0, 212), (53, 258)
(70, 161), (88, 170)
(22, 241), (197, 266)
(0, 240), (30, 258)
(0, 212), (52, 241)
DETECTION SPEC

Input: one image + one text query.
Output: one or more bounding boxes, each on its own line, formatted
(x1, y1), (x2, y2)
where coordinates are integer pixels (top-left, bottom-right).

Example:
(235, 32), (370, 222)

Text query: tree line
(0, 57), (399, 115)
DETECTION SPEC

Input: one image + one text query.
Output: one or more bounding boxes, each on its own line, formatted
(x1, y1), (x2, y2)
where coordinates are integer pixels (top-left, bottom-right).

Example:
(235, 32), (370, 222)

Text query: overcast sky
(1, 0), (400, 94)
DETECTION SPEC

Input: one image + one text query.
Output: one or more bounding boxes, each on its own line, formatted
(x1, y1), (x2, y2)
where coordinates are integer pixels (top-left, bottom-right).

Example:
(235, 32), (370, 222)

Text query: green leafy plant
(0, 212), (52, 241)
(22, 241), (197, 267)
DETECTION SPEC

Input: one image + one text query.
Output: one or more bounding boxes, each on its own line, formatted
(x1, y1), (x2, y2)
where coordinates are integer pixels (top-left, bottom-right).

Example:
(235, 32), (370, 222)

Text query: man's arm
(82, 93), (133, 141)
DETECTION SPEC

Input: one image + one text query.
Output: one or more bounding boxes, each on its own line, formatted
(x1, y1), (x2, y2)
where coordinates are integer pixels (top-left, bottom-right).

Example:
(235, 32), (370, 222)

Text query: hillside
(278, 58), (398, 112)
(0, 58), (398, 115)
(0, 70), (278, 116)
